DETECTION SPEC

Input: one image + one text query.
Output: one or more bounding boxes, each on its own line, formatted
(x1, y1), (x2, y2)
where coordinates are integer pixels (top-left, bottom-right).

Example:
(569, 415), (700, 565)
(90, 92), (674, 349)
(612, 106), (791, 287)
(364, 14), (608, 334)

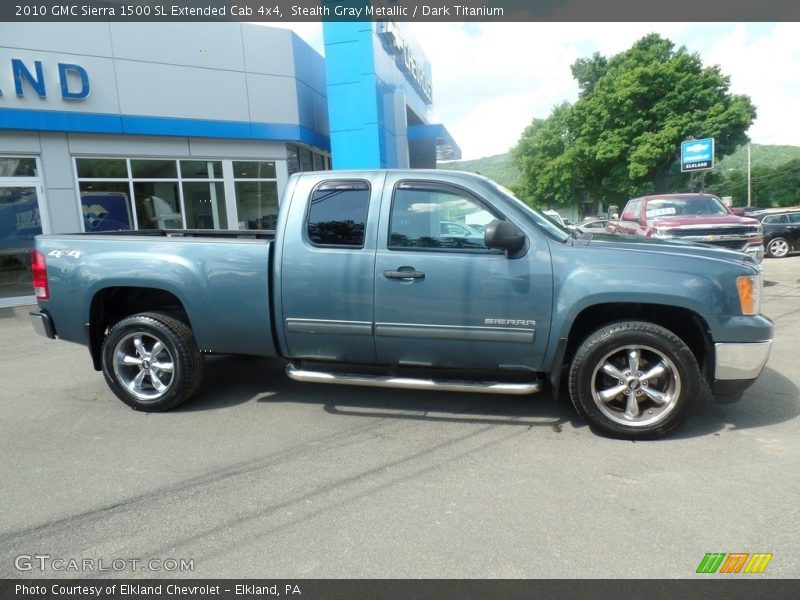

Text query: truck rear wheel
(101, 312), (203, 411)
(568, 321), (700, 439)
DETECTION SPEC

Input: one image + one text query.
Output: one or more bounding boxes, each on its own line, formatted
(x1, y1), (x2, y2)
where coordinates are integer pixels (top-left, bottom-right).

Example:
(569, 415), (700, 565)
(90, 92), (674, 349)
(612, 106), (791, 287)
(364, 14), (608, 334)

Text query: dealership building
(0, 21), (459, 306)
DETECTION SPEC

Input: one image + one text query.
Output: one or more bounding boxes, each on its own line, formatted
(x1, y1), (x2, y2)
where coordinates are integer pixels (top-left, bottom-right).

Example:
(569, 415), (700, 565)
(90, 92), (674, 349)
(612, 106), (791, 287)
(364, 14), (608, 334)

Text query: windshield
(486, 181), (571, 242)
(645, 196), (729, 217)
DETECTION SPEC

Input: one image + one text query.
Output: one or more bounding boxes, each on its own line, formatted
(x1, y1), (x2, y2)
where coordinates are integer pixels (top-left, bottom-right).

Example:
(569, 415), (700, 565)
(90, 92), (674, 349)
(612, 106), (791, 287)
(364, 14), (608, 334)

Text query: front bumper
(30, 310), (57, 339)
(712, 339), (772, 399)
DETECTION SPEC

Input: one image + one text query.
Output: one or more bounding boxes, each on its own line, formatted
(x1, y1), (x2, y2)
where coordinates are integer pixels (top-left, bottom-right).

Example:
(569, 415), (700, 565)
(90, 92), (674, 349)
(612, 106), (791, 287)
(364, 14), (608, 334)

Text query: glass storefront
(0, 157), (44, 303)
(76, 158), (232, 231)
(74, 150), (330, 234)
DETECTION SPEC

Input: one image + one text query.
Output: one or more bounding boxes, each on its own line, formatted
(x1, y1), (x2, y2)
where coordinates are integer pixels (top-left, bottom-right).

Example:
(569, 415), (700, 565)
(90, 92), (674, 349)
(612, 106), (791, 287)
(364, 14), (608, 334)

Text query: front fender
(551, 266), (729, 344)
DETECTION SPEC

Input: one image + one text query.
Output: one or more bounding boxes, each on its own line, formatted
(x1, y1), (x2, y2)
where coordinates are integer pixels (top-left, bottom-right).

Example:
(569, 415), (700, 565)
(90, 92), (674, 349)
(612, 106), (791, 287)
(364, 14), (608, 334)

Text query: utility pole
(747, 143), (752, 207)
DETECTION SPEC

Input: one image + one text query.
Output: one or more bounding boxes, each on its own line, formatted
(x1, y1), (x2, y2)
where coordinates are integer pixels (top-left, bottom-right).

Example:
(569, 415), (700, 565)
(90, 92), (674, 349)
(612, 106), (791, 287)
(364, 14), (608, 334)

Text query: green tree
(512, 34), (757, 211)
(511, 103), (583, 206)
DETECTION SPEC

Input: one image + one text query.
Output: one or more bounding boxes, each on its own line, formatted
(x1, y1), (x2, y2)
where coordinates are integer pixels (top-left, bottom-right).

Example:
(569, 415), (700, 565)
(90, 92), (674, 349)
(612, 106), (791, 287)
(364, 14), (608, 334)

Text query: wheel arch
(554, 302), (712, 384)
(88, 286), (191, 371)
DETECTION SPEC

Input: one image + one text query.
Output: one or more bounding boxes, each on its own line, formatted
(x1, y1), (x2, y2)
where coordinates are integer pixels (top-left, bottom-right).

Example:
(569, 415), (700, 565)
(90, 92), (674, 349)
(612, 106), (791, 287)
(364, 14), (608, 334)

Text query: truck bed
(36, 232), (277, 358)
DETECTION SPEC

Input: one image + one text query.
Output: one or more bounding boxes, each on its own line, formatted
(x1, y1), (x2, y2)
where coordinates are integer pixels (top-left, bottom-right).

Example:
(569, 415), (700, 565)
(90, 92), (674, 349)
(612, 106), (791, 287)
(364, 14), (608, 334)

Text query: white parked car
(574, 218), (610, 234)
(543, 210), (566, 227)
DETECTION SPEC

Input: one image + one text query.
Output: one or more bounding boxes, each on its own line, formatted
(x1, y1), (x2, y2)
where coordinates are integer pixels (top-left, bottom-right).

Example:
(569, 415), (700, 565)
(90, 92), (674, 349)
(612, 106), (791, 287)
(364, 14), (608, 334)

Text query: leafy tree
(571, 52), (608, 96)
(512, 34), (756, 211)
(512, 103), (583, 206)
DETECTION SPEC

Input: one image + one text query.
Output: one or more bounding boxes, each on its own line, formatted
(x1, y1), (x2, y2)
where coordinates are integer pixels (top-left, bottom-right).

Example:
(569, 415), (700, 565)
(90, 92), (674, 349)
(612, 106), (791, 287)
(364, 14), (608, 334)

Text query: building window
(133, 181), (182, 229)
(286, 145), (300, 176)
(286, 144), (330, 176)
(234, 161), (279, 230)
(0, 156), (44, 301)
(0, 157), (38, 177)
(131, 159), (177, 179)
(179, 161), (226, 229)
(75, 158), (133, 231)
(80, 184), (134, 231)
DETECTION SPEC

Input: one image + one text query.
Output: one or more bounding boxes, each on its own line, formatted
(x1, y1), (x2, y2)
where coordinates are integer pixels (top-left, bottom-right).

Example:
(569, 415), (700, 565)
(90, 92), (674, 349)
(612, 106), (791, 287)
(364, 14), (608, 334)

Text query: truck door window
(389, 182), (498, 251)
(306, 180), (370, 248)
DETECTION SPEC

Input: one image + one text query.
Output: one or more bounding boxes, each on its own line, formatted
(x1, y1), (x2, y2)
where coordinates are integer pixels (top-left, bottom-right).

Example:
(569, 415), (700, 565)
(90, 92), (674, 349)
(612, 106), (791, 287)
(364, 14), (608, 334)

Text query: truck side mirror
(484, 220), (526, 255)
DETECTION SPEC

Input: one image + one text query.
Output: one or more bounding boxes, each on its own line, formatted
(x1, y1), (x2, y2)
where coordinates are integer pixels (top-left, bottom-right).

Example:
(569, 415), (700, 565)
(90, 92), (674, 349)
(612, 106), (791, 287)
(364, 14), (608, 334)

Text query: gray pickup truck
(30, 170), (773, 439)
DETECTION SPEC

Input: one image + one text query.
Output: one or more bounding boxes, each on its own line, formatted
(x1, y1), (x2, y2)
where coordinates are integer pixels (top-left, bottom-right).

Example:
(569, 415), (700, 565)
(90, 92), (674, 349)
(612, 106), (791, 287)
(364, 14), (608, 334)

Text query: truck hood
(647, 214), (760, 228)
(573, 232), (759, 268)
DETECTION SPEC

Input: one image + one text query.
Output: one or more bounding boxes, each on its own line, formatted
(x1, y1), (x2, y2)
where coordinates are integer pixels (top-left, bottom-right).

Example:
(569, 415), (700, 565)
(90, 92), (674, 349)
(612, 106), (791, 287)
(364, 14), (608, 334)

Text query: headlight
(653, 228), (673, 239)
(737, 274), (762, 315)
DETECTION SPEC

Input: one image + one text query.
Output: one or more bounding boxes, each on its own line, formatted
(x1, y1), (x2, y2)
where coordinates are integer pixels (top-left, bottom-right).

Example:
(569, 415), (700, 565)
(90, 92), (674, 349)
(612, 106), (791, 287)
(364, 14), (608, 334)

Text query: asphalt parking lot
(1, 257), (798, 579)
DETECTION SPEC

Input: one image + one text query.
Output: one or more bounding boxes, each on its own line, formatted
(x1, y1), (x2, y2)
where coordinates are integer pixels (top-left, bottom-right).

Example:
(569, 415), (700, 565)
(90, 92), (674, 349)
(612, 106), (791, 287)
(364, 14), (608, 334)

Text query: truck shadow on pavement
(181, 355), (579, 431)
(181, 357), (799, 439)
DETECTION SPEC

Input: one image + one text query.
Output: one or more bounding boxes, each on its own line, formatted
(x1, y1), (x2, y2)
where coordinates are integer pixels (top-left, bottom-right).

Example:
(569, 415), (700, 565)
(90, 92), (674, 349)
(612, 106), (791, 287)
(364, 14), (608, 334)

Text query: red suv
(608, 193), (764, 262)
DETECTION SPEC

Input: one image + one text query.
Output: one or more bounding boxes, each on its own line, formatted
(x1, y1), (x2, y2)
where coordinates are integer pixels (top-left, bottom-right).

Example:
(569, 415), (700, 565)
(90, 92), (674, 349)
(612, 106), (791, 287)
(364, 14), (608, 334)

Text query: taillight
(32, 249), (49, 300)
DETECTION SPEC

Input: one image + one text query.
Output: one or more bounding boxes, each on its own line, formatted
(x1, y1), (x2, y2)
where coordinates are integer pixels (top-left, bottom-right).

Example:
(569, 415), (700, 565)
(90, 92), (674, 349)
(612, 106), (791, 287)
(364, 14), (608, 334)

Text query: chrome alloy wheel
(112, 332), (175, 402)
(590, 345), (681, 427)
(768, 238), (789, 258)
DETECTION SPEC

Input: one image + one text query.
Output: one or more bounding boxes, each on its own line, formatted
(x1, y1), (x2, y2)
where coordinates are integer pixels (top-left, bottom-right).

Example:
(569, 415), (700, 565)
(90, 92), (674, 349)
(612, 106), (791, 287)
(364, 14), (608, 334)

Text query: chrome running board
(286, 364), (542, 395)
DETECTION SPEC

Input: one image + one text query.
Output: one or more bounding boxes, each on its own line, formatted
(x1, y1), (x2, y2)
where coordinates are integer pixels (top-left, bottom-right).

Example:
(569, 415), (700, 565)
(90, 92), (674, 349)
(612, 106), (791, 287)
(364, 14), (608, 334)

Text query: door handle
(384, 267), (425, 280)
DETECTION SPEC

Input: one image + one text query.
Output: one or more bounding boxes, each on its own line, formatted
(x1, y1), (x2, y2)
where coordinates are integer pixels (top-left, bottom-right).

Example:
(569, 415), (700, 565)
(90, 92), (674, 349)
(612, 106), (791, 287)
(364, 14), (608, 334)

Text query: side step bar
(286, 364), (542, 395)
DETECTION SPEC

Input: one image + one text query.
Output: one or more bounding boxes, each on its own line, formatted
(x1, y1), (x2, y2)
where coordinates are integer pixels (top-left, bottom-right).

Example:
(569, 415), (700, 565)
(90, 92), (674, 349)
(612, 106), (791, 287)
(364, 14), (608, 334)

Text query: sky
(268, 22), (800, 160)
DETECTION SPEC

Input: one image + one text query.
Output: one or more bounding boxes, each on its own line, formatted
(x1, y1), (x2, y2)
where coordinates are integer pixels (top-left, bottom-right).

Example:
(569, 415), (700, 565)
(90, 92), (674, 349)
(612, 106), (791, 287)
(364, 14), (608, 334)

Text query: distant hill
(439, 153), (521, 188)
(439, 144), (800, 189)
(716, 144), (800, 171)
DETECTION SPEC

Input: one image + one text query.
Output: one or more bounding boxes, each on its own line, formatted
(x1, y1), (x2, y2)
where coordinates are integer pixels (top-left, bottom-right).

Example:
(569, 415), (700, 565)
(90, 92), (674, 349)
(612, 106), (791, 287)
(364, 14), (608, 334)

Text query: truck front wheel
(101, 312), (203, 411)
(568, 321), (700, 439)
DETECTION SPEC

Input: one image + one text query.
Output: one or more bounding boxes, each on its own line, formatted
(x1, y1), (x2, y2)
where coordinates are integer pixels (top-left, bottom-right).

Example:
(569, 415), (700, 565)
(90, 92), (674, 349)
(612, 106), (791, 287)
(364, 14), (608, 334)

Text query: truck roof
(290, 169), (493, 184)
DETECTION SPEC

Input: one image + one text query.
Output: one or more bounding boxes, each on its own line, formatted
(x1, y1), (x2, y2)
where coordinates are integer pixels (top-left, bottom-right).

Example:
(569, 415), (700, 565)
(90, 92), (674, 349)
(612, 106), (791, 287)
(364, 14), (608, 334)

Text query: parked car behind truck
(30, 170), (773, 439)
(752, 207), (800, 258)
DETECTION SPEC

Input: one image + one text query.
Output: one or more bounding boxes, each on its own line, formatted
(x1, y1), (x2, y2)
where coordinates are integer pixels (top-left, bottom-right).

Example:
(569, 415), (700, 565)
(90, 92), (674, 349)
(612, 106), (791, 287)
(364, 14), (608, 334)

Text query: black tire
(568, 321), (700, 440)
(101, 312), (203, 411)
(766, 237), (790, 258)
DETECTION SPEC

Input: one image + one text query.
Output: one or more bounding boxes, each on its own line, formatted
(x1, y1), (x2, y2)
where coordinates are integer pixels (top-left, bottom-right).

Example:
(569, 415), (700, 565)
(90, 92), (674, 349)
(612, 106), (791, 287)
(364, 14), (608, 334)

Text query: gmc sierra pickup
(30, 170), (773, 439)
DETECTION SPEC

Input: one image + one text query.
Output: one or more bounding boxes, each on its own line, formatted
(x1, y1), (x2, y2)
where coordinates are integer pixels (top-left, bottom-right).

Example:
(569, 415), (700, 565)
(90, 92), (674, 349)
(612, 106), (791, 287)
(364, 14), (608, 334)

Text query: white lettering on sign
(16, 207), (40, 231)
(379, 21), (433, 104)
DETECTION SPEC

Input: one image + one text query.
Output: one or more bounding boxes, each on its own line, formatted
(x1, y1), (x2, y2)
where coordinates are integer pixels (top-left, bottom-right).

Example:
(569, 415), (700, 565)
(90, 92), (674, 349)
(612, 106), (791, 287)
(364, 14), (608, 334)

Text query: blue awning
(408, 123), (462, 161)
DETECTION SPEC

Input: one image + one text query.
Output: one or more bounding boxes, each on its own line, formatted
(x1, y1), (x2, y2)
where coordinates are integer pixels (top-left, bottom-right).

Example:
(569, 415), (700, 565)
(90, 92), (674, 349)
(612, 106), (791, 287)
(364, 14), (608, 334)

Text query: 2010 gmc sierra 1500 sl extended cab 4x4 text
(30, 170), (773, 439)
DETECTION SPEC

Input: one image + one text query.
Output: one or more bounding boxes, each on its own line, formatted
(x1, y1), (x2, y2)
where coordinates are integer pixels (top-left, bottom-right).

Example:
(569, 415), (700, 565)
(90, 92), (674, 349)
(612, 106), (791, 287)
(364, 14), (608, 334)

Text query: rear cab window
(306, 180), (370, 248)
(624, 199), (643, 220)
